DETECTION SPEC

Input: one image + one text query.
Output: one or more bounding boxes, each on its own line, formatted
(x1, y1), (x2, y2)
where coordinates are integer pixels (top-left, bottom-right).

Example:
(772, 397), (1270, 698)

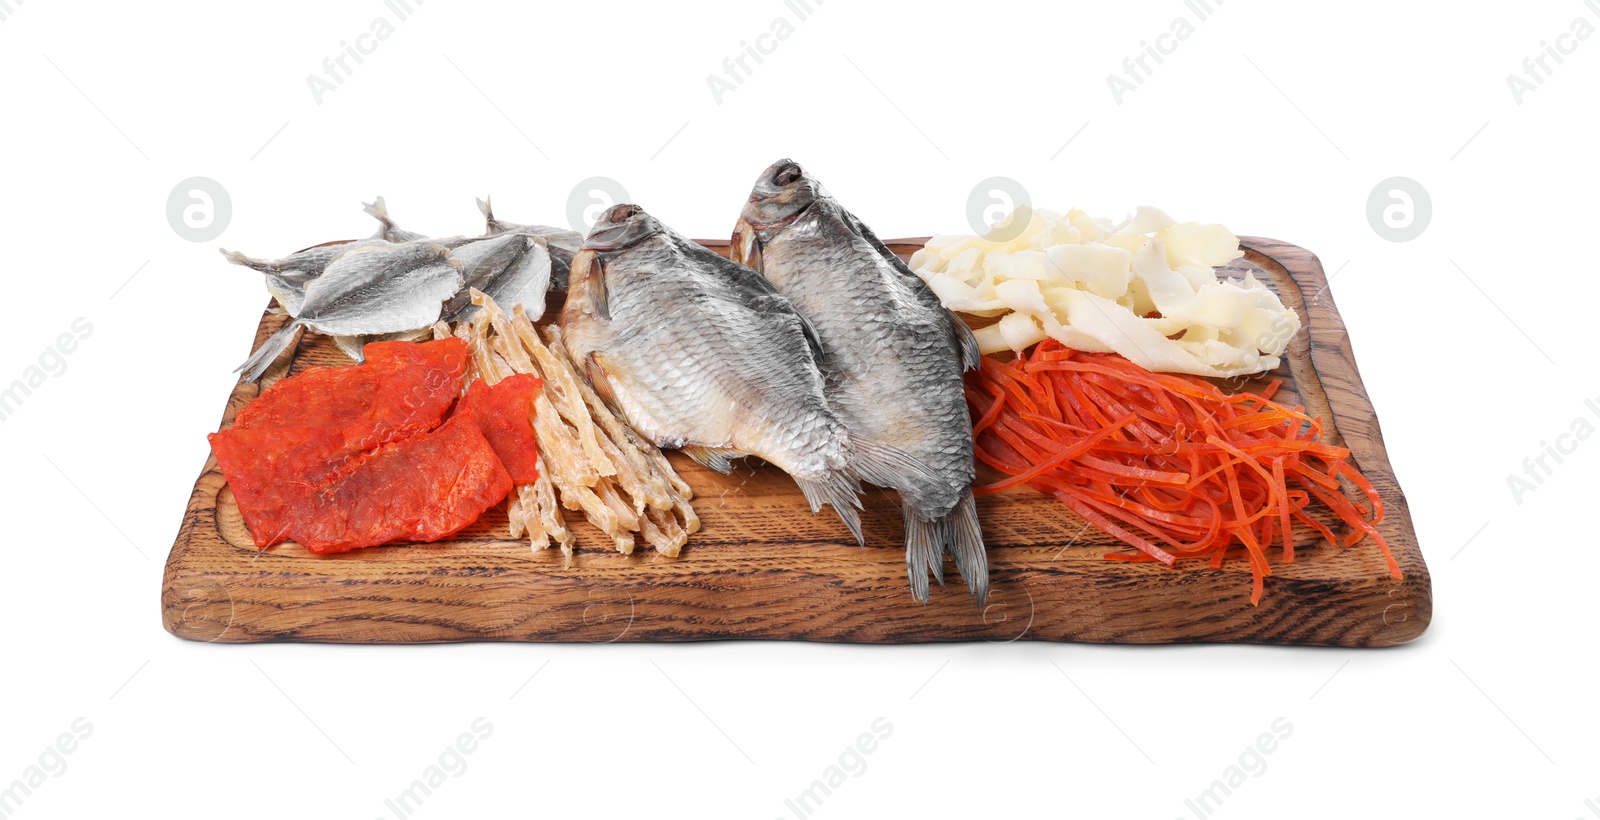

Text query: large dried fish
(562, 204), (935, 543)
(236, 242), (464, 382)
(734, 159), (988, 603)
(477, 196), (583, 290)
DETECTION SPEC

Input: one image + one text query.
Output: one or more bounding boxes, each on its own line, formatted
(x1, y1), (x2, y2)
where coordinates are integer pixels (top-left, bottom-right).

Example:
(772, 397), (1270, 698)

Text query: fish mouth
(583, 203), (661, 253)
(741, 159), (820, 233)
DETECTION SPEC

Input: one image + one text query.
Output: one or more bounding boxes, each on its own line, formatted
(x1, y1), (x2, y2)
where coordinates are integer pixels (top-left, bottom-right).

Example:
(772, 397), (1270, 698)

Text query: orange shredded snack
(966, 340), (1400, 605)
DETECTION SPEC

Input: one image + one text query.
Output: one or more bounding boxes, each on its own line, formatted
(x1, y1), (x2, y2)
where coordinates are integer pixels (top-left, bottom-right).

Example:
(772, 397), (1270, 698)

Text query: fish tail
(477, 195), (494, 223)
(362, 196), (394, 229)
(235, 321), (304, 383)
(947, 490), (989, 604)
(903, 492), (988, 605)
(902, 504), (944, 604)
(795, 471), (864, 546)
(220, 248), (271, 273)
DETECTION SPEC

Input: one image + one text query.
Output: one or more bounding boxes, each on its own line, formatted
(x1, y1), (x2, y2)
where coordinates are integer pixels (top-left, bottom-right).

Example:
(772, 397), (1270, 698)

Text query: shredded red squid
(966, 340), (1400, 605)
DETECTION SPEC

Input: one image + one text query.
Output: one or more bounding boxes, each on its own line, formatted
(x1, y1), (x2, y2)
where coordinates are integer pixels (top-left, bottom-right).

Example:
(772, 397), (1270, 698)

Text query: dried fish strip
(502, 309), (615, 478)
(532, 393), (633, 542)
(452, 293), (699, 558)
(529, 457), (572, 552)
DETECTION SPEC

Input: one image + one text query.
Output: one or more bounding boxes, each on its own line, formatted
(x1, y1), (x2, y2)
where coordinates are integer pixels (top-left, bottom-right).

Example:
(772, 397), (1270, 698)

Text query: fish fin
(681, 446), (743, 474)
(794, 309), (827, 370)
(331, 335), (368, 363)
(842, 206), (962, 343)
(946, 490), (989, 604)
(587, 257), (610, 320)
(902, 505), (944, 604)
(948, 308), (982, 371)
(795, 472), (865, 547)
(583, 352), (622, 414)
(846, 434), (953, 509)
(236, 321), (304, 383)
(843, 208), (908, 273)
(567, 249), (610, 321)
(731, 218), (763, 271)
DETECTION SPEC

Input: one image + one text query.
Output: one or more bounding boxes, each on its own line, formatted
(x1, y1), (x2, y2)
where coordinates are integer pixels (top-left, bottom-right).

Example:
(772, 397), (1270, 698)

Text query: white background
(2, 1), (1596, 817)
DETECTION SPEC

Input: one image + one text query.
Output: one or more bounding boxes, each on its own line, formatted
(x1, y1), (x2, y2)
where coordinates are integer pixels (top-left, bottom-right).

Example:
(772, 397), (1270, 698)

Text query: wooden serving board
(162, 238), (1430, 647)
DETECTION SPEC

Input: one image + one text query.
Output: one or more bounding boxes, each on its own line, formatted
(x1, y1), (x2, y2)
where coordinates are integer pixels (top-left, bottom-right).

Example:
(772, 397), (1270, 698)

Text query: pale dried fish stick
(511, 311), (615, 476)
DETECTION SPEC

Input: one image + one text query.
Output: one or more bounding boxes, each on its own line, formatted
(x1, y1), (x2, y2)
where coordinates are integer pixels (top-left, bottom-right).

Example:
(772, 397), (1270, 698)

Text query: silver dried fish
(442, 233), (529, 321)
(734, 159), (989, 603)
(236, 242), (464, 382)
(477, 196), (582, 290)
(220, 240), (389, 315)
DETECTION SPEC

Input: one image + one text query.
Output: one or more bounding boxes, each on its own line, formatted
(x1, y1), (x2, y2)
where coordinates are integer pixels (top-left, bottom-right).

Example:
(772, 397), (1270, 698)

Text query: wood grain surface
(161, 237), (1431, 646)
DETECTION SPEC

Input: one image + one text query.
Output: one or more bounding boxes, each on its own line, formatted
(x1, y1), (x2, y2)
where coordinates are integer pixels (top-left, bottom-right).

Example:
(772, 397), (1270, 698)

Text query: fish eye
(606, 204), (641, 222)
(774, 164), (803, 186)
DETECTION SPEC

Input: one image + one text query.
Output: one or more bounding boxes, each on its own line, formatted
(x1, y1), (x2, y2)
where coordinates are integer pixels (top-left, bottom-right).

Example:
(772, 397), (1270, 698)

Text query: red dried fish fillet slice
(290, 413), (513, 553)
(234, 338), (469, 450)
(453, 373), (542, 483)
(207, 426), (368, 548)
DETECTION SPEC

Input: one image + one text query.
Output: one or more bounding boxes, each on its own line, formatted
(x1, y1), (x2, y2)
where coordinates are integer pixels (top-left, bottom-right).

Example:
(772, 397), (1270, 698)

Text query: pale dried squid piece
(532, 393), (632, 550)
(506, 308), (615, 478)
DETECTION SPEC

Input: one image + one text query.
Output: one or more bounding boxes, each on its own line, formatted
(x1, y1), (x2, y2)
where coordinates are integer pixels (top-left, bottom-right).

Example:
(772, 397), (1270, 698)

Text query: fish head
(582, 204), (664, 256)
(739, 159), (828, 240)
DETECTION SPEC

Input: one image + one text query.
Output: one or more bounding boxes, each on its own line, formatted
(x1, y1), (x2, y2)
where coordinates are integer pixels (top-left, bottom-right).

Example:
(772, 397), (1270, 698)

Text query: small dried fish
(477, 196), (583, 291)
(442, 233), (529, 321)
(236, 242), (463, 382)
(221, 240), (389, 315)
(444, 235), (553, 324)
